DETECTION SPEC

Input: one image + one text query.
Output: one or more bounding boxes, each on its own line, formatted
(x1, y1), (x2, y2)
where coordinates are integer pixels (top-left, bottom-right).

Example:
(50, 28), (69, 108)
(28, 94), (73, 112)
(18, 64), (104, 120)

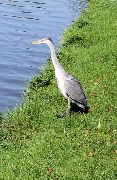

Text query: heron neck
(47, 42), (64, 70)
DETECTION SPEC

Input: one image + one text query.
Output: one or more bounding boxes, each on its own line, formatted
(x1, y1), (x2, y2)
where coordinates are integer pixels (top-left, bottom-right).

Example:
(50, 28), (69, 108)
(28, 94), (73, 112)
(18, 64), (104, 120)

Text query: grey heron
(32, 37), (88, 116)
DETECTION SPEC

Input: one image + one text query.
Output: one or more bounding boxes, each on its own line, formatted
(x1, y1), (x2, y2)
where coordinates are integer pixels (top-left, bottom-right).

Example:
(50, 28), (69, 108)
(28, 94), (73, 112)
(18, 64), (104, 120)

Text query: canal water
(0, 0), (87, 111)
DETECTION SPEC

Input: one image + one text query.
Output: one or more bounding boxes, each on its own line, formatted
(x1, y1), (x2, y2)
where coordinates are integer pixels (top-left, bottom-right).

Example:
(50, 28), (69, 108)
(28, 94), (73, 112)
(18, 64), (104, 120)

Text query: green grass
(1, 0), (117, 179)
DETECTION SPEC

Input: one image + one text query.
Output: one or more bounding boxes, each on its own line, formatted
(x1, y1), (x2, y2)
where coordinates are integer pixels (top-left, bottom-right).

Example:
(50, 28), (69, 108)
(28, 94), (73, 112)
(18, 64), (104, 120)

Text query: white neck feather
(46, 41), (64, 71)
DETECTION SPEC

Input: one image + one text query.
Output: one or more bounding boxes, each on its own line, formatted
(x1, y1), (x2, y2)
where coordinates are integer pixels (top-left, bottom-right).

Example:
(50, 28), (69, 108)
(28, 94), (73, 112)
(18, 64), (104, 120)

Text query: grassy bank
(1, 0), (117, 179)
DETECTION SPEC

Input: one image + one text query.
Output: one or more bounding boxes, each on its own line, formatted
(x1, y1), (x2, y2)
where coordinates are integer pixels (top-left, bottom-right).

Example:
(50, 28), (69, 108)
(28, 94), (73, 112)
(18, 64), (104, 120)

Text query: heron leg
(57, 98), (71, 119)
(66, 98), (71, 114)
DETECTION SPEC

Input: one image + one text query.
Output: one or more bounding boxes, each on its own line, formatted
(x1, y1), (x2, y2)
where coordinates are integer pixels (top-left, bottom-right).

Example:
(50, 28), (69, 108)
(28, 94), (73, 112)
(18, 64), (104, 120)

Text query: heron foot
(56, 109), (71, 119)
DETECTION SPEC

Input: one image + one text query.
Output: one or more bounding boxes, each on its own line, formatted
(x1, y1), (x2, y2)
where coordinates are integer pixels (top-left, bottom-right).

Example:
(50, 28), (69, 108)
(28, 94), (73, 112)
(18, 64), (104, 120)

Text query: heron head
(32, 37), (53, 45)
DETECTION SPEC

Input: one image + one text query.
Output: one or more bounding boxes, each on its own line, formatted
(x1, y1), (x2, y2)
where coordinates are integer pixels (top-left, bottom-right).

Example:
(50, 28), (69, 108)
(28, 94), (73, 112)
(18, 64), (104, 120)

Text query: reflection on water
(0, 0), (87, 111)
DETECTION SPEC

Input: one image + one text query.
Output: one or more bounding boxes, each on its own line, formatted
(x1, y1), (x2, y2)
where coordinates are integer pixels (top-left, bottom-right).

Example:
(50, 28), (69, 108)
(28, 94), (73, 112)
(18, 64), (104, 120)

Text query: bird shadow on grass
(70, 103), (90, 114)
(57, 104), (90, 119)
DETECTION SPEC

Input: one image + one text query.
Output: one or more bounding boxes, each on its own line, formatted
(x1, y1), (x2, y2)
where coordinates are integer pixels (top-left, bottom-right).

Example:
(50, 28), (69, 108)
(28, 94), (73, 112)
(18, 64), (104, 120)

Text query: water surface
(0, 0), (87, 111)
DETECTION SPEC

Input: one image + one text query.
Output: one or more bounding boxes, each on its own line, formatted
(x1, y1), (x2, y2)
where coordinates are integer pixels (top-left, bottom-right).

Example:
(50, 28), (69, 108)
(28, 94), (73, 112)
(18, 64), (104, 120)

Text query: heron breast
(55, 71), (68, 99)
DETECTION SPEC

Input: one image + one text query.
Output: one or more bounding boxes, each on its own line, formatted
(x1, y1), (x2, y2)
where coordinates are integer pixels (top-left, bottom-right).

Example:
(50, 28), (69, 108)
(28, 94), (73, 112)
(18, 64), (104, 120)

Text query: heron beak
(32, 41), (40, 45)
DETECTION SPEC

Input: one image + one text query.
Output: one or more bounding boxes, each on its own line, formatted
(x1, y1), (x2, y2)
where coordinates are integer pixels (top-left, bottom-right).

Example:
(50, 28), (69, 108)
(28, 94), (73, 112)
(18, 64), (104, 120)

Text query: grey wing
(64, 73), (87, 107)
